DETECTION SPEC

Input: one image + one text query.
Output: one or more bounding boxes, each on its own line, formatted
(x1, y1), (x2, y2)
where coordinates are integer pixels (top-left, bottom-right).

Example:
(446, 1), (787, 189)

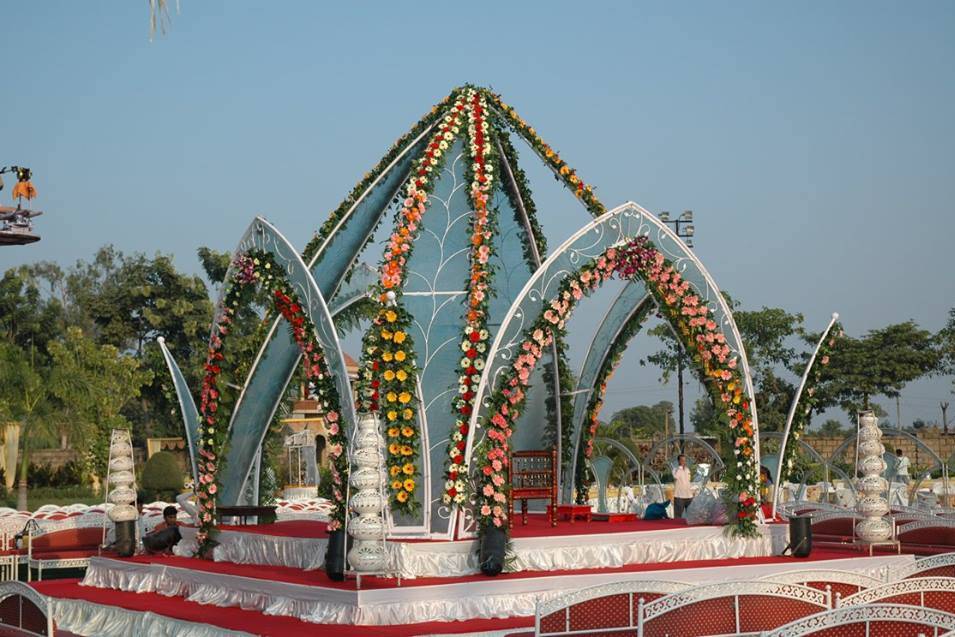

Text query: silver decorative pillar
(347, 413), (388, 573)
(104, 429), (138, 556)
(855, 411), (892, 542)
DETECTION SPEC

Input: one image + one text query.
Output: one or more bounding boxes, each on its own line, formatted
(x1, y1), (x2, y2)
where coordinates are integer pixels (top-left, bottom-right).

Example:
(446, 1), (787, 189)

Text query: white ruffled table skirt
(177, 523), (788, 579)
(51, 596), (255, 637)
(79, 549), (915, 627)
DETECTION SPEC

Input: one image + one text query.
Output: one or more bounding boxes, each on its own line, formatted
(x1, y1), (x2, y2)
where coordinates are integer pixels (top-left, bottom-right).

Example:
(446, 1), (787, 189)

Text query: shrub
(141, 451), (184, 502)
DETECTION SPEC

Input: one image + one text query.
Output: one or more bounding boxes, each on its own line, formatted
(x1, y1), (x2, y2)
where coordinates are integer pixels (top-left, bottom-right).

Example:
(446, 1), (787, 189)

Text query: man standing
(896, 448), (911, 485)
(672, 454), (694, 518)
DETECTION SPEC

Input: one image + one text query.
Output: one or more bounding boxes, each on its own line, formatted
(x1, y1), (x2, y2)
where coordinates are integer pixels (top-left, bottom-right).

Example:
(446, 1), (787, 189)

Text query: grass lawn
(0, 486), (101, 511)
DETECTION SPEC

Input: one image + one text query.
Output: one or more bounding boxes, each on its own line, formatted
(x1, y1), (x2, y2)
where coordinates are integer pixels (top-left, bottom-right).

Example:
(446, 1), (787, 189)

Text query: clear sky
(2, 2), (954, 429)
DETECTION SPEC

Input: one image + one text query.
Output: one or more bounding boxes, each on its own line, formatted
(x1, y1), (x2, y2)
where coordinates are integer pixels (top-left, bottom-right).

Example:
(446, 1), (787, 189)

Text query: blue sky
(1, 2), (954, 428)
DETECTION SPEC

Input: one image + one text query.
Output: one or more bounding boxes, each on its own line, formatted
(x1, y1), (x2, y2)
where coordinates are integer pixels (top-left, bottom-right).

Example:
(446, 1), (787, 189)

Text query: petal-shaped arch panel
(218, 217), (358, 505)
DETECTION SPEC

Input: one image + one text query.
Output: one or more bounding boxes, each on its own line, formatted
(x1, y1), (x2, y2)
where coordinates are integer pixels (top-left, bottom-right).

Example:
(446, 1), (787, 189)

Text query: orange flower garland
(357, 94), (469, 512)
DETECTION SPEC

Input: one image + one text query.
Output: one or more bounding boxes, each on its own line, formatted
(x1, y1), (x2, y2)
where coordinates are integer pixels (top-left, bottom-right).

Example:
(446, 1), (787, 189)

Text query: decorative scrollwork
(766, 603), (955, 636)
(643, 581), (828, 620)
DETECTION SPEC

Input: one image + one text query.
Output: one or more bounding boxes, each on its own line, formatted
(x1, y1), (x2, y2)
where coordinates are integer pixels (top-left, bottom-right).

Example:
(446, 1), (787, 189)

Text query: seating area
(532, 552), (955, 636)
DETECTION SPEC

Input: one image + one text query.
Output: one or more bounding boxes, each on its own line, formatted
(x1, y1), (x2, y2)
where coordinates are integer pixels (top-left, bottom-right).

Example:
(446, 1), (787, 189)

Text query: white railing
(640, 580), (829, 636)
(895, 552), (955, 580)
(764, 603), (955, 636)
(0, 580), (53, 636)
(838, 576), (955, 608)
(757, 568), (884, 591)
(535, 579), (690, 635)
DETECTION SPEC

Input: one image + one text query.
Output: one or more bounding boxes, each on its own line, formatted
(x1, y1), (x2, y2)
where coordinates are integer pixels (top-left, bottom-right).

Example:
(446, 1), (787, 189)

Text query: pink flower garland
(474, 236), (760, 534)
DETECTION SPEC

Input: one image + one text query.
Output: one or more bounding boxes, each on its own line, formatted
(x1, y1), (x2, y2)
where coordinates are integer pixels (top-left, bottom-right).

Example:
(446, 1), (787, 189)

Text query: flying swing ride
(0, 165), (42, 245)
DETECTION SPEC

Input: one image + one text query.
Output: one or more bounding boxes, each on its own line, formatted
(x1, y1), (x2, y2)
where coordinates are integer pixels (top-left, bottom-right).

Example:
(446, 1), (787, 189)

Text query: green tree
(937, 307), (955, 394)
(816, 419), (848, 437)
(733, 307), (804, 432)
(48, 327), (153, 486)
(820, 321), (939, 415)
(689, 396), (722, 438)
(0, 342), (48, 510)
(0, 269), (63, 354)
(606, 401), (674, 439)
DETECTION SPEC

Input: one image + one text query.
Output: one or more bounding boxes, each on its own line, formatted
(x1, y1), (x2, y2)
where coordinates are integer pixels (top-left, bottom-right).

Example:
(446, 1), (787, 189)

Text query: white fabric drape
(52, 597), (254, 637)
(177, 523), (788, 579)
(80, 552), (916, 627)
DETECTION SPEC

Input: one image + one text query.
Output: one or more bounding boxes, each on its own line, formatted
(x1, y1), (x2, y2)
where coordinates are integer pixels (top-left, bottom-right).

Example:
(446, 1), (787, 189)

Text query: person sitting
(143, 505), (182, 554)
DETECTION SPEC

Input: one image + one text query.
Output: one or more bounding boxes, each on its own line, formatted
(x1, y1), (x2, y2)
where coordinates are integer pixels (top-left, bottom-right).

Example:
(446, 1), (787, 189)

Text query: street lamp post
(658, 211), (695, 449)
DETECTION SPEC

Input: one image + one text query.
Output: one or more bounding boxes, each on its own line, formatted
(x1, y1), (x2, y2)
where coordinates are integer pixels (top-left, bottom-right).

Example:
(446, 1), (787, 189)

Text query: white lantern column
(855, 411), (892, 543)
(347, 413), (389, 576)
(104, 429), (139, 556)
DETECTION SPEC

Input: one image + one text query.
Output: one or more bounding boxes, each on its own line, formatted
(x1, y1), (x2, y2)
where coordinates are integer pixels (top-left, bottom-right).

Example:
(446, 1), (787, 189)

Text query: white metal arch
(453, 201), (759, 538)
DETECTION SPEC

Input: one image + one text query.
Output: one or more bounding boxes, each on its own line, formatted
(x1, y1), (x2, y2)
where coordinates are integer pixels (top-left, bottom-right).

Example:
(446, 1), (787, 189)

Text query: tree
(816, 419), (848, 437)
(641, 324), (693, 437)
(689, 396), (722, 438)
(48, 327), (153, 486)
(0, 342), (48, 510)
(731, 307), (804, 432)
(606, 401), (674, 439)
(937, 307), (955, 394)
(38, 247), (213, 439)
(0, 269), (63, 355)
(820, 321), (939, 415)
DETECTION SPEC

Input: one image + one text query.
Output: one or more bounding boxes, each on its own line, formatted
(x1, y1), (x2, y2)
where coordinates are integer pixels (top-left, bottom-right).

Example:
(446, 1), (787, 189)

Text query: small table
(217, 505), (277, 525)
(548, 504), (592, 523)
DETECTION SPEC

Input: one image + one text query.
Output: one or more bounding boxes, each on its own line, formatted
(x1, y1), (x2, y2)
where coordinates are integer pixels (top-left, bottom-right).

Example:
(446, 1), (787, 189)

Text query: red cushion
(31, 528), (102, 552)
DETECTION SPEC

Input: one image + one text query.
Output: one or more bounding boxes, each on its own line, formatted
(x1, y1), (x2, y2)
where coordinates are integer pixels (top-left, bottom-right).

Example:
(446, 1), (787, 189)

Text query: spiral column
(347, 413), (389, 573)
(855, 411), (892, 543)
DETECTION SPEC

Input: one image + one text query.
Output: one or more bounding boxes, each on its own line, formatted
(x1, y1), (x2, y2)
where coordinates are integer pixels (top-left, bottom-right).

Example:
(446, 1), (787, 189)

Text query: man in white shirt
(672, 454), (694, 518)
(896, 448), (911, 484)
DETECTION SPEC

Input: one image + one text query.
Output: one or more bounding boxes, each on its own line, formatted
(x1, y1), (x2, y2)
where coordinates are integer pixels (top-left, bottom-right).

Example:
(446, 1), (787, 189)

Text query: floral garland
(474, 236), (760, 536)
(780, 322), (843, 481)
(302, 88), (462, 265)
(356, 93), (469, 512)
(483, 89), (605, 218)
(442, 89), (497, 506)
(195, 251), (348, 553)
(574, 300), (655, 503)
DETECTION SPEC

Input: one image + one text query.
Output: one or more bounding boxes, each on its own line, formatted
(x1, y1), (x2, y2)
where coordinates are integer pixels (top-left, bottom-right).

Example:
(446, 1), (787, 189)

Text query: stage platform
(176, 515), (791, 578)
(30, 549), (913, 635)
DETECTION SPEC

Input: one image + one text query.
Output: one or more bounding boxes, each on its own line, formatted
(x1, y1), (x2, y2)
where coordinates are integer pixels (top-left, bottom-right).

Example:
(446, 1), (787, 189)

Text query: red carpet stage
(31, 549), (914, 634)
(176, 515), (790, 579)
(22, 516), (923, 634)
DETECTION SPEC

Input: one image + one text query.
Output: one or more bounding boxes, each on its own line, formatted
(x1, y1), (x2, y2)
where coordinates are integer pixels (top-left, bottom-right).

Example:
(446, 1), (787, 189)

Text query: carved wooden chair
(508, 448), (558, 528)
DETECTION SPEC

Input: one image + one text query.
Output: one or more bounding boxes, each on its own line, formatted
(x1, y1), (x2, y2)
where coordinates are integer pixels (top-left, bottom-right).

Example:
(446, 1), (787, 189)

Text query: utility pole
(942, 401), (950, 435)
(659, 209), (695, 455)
(677, 359), (685, 449)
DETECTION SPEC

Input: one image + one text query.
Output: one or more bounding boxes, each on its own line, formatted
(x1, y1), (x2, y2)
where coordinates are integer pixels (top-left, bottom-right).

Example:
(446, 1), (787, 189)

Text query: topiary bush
(141, 451), (184, 503)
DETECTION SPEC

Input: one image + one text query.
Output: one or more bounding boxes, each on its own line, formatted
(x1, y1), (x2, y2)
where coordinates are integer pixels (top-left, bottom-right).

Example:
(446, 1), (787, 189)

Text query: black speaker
(324, 529), (347, 581)
(112, 520), (138, 557)
(787, 515), (812, 558)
